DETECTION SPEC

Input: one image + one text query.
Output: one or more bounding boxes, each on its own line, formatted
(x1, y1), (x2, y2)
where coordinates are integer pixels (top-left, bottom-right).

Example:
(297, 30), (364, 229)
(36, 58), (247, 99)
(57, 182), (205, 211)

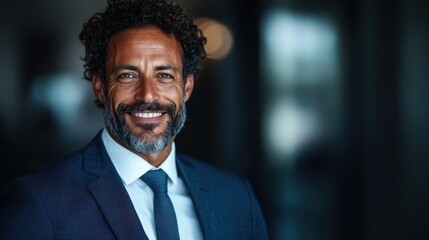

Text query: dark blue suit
(0, 134), (268, 240)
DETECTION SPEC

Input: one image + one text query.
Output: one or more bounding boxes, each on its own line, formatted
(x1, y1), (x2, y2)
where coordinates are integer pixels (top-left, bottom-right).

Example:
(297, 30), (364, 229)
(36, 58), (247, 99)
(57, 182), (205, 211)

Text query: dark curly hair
(79, 0), (206, 85)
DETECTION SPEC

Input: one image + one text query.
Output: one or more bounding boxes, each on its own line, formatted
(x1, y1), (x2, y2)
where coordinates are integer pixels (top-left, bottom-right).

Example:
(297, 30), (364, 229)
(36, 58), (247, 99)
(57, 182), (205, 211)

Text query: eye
(155, 73), (175, 83)
(156, 73), (174, 79)
(117, 73), (138, 83)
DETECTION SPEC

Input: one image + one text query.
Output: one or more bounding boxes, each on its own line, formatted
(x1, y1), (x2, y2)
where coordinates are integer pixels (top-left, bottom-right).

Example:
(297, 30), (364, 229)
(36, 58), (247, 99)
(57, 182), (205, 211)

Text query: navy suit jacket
(0, 134), (268, 240)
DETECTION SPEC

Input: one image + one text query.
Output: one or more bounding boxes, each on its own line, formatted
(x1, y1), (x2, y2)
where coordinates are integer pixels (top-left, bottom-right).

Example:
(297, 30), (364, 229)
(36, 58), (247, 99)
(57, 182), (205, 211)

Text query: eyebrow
(110, 65), (139, 74)
(155, 65), (180, 73)
(110, 64), (180, 74)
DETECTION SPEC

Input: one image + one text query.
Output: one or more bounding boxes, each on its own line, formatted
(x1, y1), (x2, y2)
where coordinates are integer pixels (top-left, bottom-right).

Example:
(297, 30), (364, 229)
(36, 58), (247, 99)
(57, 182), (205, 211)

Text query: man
(0, 0), (268, 239)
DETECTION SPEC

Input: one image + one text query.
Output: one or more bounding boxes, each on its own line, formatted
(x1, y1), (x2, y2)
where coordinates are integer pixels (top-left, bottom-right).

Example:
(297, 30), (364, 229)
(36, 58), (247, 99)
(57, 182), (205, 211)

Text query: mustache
(116, 102), (176, 115)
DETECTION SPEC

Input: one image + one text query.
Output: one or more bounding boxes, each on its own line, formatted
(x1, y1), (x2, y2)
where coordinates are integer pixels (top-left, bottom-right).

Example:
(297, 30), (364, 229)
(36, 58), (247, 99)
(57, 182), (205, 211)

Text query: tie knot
(140, 169), (168, 194)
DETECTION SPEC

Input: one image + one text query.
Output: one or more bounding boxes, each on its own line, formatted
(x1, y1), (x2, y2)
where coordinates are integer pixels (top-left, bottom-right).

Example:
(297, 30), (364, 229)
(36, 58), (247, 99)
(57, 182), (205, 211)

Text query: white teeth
(132, 112), (162, 118)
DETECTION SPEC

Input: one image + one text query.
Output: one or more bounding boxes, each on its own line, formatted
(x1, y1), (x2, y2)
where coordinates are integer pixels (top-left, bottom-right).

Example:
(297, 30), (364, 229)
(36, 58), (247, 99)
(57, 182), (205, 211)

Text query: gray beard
(102, 95), (187, 155)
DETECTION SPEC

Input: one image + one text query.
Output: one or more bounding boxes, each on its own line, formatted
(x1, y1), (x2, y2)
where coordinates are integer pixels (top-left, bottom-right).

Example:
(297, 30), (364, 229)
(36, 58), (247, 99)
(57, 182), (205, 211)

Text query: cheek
(107, 83), (134, 110)
(162, 82), (185, 104)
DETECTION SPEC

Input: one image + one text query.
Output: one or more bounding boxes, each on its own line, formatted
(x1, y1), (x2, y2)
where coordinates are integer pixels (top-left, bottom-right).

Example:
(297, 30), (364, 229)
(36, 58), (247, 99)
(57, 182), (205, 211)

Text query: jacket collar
(176, 154), (221, 240)
(82, 133), (149, 240)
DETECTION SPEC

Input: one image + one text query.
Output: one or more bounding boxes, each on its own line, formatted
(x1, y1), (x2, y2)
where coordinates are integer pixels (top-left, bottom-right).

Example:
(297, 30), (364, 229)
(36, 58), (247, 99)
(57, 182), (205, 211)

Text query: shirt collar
(101, 129), (178, 186)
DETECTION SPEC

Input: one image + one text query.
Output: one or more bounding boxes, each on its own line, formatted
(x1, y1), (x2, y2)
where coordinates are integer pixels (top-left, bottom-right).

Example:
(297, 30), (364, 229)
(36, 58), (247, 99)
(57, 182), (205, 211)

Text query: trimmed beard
(103, 95), (187, 155)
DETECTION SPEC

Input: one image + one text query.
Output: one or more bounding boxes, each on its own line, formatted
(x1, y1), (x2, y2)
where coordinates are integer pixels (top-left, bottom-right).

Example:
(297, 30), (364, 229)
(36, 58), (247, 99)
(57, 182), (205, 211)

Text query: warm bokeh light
(196, 18), (234, 60)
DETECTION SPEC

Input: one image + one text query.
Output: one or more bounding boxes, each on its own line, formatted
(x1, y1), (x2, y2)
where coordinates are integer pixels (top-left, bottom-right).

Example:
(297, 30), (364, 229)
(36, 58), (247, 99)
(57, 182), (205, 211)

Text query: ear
(92, 74), (104, 104)
(184, 74), (194, 102)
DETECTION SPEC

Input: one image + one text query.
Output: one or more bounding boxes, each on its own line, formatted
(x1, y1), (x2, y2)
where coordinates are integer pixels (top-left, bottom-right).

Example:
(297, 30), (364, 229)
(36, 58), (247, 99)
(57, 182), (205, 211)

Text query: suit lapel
(83, 134), (149, 240)
(176, 155), (219, 240)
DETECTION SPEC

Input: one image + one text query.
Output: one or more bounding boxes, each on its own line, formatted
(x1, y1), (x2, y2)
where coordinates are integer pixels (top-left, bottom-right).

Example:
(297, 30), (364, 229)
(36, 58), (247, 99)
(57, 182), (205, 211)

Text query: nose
(135, 77), (161, 103)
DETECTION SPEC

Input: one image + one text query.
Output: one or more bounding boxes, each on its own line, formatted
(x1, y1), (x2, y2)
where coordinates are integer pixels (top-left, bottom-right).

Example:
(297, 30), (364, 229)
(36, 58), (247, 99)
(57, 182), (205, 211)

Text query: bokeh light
(196, 18), (234, 60)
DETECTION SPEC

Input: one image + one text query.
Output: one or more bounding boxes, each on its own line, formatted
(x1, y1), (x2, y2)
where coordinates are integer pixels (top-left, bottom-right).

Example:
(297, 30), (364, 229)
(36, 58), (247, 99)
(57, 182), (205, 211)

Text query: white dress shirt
(101, 129), (203, 240)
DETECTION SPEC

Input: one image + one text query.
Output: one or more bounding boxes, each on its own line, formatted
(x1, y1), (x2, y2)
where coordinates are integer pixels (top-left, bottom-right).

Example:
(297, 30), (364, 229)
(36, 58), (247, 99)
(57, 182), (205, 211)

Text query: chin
(131, 126), (164, 139)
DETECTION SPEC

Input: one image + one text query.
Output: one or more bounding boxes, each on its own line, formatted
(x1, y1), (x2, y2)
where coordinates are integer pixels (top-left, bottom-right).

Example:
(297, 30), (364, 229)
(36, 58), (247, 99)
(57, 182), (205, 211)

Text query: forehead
(106, 27), (183, 65)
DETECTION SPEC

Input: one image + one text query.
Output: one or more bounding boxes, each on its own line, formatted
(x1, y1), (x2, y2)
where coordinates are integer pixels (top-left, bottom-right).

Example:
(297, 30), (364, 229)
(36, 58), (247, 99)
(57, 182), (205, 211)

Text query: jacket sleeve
(0, 177), (54, 240)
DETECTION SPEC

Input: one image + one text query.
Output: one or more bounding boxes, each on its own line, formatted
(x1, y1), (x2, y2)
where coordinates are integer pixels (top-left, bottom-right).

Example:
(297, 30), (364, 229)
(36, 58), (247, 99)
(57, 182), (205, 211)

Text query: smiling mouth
(129, 112), (164, 119)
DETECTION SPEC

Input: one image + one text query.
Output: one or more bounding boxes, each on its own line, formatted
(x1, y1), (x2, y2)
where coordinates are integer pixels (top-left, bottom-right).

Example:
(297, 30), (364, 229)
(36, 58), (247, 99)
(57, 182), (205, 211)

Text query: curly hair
(79, 0), (206, 84)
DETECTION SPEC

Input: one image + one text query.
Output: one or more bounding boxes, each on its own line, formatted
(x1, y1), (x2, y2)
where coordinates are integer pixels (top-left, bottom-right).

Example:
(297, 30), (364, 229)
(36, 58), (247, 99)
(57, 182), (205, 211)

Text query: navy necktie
(141, 169), (180, 240)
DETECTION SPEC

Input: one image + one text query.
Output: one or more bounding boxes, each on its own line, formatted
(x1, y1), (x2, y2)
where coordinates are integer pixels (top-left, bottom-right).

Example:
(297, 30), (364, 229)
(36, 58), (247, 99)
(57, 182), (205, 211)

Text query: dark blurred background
(1, 0), (428, 239)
